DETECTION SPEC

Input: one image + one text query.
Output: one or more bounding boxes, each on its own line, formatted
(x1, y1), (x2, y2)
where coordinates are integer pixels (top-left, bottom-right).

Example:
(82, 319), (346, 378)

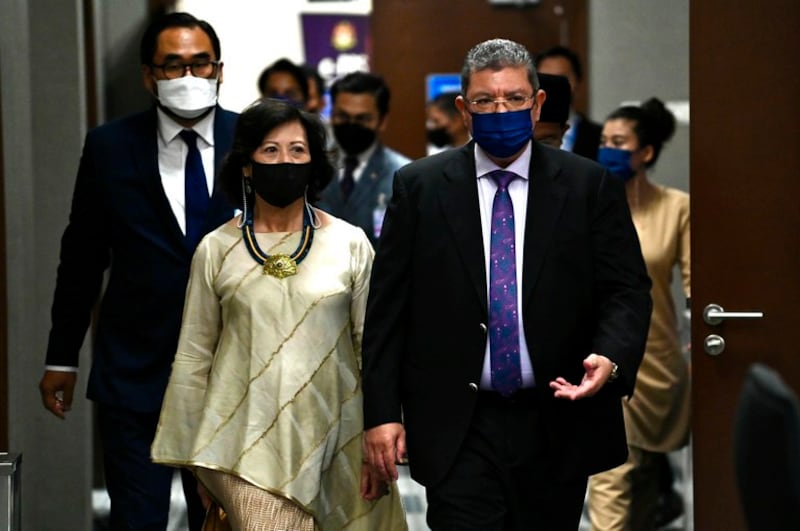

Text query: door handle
(703, 303), (764, 326)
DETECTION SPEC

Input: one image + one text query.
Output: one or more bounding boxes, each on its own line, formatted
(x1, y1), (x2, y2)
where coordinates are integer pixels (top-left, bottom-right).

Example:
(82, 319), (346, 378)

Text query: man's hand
(197, 480), (213, 511)
(363, 422), (406, 482)
(549, 353), (615, 401)
(360, 462), (391, 501)
(39, 370), (77, 419)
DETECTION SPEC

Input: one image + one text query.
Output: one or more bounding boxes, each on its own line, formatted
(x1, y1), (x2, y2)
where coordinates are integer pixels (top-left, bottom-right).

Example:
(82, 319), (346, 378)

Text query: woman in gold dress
(152, 98), (407, 530)
(587, 98), (691, 531)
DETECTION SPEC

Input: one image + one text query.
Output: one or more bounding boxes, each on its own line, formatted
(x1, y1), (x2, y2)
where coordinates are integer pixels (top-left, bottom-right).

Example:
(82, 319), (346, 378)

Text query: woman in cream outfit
(588, 98), (690, 531)
(152, 99), (407, 530)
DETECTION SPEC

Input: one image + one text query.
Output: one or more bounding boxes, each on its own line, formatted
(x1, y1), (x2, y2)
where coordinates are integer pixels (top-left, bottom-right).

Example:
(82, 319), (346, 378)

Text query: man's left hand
(549, 353), (615, 400)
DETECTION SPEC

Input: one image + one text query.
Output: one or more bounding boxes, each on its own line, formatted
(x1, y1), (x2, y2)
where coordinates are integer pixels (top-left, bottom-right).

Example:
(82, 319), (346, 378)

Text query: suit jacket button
(468, 382), (479, 392)
(479, 323), (487, 333)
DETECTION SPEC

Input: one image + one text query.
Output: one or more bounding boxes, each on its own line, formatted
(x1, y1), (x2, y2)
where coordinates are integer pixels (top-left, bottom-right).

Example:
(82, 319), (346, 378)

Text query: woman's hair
(218, 98), (334, 208)
(606, 97), (676, 168)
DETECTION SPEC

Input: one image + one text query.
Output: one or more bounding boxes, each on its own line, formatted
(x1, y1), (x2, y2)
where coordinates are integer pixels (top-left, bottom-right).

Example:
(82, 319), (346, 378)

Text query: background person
(361, 38), (651, 531)
(535, 45), (602, 160)
(316, 71), (411, 247)
(37, 12), (238, 530)
(151, 98), (407, 530)
(425, 90), (471, 152)
(534, 72), (572, 149)
(588, 97), (690, 531)
(257, 57), (309, 108)
(303, 63), (327, 115)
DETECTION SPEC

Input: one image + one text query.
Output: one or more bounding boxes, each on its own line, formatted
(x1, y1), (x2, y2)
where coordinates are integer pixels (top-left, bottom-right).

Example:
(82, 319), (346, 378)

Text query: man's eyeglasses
(150, 60), (220, 80)
(467, 95), (534, 114)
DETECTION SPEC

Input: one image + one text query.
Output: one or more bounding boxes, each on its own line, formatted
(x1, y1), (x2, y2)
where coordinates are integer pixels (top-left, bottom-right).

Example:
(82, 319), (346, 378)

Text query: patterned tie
(488, 170), (522, 396)
(180, 129), (209, 250)
(340, 156), (358, 200)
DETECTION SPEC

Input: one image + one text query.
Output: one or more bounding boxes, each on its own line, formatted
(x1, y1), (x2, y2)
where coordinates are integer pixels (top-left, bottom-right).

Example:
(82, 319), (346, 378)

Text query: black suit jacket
(45, 106), (238, 413)
(362, 141), (651, 486)
(571, 114), (602, 160)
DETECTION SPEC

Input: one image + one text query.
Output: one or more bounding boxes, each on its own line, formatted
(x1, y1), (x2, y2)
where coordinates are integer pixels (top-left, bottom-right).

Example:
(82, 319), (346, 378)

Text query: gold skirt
(196, 467), (317, 531)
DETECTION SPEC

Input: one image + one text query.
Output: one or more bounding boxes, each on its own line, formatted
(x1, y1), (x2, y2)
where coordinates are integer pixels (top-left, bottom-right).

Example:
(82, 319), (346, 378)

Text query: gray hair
(460, 38), (538, 95)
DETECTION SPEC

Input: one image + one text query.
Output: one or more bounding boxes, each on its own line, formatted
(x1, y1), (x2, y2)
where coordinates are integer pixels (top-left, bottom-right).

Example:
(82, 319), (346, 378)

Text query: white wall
(177, 0), (372, 112)
(588, 0), (690, 193)
(2, 0), (94, 528)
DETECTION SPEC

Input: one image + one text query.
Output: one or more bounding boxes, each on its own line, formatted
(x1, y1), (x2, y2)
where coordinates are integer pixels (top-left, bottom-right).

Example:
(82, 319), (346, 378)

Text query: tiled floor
(93, 445), (693, 530)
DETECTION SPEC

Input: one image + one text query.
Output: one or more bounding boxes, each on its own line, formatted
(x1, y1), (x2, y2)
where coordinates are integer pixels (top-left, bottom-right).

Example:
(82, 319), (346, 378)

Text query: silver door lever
(703, 303), (764, 326)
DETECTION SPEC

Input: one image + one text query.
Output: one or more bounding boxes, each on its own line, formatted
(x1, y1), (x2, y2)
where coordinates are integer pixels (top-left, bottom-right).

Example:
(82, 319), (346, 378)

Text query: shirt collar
(157, 106), (216, 146)
(474, 140), (532, 181)
(342, 141), (378, 165)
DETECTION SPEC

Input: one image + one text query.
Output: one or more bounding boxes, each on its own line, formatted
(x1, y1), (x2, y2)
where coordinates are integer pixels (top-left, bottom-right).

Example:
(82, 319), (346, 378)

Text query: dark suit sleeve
(590, 170), (652, 395)
(361, 169), (414, 429)
(45, 131), (111, 367)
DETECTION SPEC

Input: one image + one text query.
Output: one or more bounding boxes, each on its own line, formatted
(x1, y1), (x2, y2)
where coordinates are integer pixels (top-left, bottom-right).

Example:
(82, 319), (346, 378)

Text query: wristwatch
(609, 362), (620, 382)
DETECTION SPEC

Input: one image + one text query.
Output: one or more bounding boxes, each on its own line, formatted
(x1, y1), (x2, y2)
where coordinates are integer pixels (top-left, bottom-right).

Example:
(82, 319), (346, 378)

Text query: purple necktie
(488, 170), (522, 396)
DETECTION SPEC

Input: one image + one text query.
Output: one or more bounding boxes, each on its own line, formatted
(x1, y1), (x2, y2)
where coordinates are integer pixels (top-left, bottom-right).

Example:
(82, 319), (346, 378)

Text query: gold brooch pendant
(263, 254), (297, 278)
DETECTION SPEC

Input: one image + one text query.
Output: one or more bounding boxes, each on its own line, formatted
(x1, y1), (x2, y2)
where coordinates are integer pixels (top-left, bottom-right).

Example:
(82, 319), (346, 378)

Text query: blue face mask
(598, 147), (635, 181)
(470, 108), (533, 158)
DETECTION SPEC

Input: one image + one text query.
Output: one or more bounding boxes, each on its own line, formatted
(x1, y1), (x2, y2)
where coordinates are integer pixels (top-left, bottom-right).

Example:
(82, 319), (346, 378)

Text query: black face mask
(250, 161), (312, 208)
(426, 127), (452, 148)
(333, 123), (377, 156)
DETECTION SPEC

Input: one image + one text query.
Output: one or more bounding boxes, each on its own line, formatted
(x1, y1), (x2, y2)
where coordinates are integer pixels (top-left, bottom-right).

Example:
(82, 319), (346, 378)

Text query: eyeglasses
(150, 60), (220, 80)
(467, 95), (534, 113)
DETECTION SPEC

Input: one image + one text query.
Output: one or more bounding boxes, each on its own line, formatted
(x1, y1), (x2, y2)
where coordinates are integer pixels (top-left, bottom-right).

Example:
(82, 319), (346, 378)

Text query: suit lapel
(131, 109), (188, 253)
(522, 143), (567, 309)
(438, 143), (488, 312)
(207, 108), (236, 228)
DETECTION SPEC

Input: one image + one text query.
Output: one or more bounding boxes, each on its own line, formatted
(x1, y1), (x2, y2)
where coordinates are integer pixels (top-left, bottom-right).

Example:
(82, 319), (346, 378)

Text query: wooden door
(371, 0), (588, 159)
(690, 2), (800, 529)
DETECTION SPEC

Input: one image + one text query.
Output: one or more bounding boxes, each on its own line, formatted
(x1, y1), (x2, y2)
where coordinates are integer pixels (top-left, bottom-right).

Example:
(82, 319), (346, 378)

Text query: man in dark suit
(37, 12), (237, 531)
(535, 45), (603, 160)
(362, 38), (651, 530)
(317, 72), (410, 246)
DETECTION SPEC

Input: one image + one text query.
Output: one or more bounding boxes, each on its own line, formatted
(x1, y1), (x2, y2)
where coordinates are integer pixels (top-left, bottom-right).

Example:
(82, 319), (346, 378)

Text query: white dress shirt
(156, 107), (217, 235)
(338, 141), (378, 185)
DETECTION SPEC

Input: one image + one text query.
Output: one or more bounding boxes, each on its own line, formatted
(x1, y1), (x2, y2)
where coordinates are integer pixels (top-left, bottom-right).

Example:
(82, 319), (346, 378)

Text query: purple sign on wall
(301, 14), (371, 83)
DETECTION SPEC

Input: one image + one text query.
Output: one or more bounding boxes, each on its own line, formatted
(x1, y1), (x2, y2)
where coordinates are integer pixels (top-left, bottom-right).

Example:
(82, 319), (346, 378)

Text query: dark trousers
(97, 404), (205, 531)
(425, 391), (586, 531)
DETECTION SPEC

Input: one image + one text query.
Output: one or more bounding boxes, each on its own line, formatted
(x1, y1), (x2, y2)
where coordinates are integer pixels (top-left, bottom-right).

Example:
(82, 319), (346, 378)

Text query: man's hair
(219, 99), (333, 206)
(302, 65), (325, 97)
(534, 45), (583, 82)
(139, 12), (221, 65)
(256, 58), (309, 102)
(460, 39), (538, 96)
(537, 73), (571, 125)
(429, 91), (460, 117)
(330, 72), (391, 118)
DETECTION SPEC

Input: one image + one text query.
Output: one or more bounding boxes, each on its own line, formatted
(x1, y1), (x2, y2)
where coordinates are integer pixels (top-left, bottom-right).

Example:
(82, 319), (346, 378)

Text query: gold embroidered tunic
(152, 217), (407, 530)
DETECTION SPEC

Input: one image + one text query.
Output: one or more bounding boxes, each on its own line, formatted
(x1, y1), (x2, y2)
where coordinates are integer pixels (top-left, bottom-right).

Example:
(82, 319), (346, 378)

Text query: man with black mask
(38, 12), (237, 531)
(317, 71), (411, 247)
